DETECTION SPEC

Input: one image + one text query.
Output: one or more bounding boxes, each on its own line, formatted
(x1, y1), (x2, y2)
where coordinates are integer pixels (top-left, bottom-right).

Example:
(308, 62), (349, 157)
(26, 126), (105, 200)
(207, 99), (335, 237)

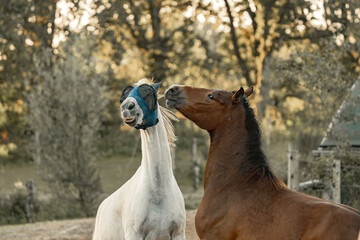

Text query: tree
(0, 0), (96, 163)
(263, 40), (356, 152)
(94, 0), (196, 82)
(217, 0), (360, 109)
(0, 0), (58, 162)
(27, 34), (108, 217)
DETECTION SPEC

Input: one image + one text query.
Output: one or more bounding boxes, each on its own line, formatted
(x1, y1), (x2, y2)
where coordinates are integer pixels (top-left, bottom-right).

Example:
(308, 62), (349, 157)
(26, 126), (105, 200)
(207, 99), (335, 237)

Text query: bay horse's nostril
(168, 85), (179, 94)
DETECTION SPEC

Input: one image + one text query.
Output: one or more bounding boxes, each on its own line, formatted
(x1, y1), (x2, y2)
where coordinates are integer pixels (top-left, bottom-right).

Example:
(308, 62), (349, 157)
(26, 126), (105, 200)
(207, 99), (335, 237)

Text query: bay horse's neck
(140, 111), (173, 188)
(205, 101), (279, 191)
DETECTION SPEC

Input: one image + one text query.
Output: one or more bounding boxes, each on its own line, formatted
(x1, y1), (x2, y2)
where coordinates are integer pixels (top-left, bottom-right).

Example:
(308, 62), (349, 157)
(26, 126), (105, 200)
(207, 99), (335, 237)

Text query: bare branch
(128, 1), (147, 42)
(224, 0), (253, 86)
(243, 0), (257, 33)
(116, 1), (149, 50)
(163, 25), (188, 43)
(148, 0), (162, 45)
(281, 30), (336, 41)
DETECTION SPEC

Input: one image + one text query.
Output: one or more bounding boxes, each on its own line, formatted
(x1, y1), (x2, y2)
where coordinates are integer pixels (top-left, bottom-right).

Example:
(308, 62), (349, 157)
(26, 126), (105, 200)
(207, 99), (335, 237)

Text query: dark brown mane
(241, 97), (285, 190)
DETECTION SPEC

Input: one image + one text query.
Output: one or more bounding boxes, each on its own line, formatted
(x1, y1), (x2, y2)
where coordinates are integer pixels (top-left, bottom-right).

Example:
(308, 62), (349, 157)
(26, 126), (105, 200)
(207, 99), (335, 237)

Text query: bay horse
(164, 85), (360, 240)
(93, 79), (186, 240)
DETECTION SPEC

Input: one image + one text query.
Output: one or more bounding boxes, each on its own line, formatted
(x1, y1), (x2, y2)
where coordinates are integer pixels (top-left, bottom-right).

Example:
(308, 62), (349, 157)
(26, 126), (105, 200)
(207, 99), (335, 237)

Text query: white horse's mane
(135, 78), (178, 147)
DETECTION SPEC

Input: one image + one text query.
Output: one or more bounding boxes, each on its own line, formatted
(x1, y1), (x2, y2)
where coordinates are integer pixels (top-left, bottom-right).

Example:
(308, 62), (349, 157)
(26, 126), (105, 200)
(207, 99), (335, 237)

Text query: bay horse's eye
(208, 94), (215, 100)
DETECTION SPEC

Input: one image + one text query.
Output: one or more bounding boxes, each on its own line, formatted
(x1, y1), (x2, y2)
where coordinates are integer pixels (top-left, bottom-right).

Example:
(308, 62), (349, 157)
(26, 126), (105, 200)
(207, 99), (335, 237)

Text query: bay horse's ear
(232, 87), (244, 103)
(244, 86), (254, 97)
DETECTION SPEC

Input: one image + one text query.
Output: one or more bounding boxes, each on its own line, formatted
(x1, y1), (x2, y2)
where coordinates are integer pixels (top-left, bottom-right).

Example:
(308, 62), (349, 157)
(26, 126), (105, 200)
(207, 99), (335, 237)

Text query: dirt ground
(0, 210), (198, 240)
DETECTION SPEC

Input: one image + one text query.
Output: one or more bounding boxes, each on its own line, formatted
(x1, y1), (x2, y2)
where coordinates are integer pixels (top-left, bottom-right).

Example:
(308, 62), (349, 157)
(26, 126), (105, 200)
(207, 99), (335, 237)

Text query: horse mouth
(165, 99), (180, 108)
(165, 87), (186, 109)
(124, 117), (137, 126)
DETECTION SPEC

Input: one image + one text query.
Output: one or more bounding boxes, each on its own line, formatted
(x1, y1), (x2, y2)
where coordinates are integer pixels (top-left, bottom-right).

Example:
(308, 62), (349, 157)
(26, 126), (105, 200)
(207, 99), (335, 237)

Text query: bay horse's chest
(195, 190), (276, 240)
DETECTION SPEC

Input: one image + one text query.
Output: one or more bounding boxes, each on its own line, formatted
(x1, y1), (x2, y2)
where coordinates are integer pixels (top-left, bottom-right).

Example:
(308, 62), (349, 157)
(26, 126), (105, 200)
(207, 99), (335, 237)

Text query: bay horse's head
(164, 85), (253, 130)
(120, 79), (162, 130)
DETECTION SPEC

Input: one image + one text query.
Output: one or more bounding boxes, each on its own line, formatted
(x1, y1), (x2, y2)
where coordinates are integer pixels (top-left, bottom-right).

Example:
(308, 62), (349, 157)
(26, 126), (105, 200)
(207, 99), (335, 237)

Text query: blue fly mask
(120, 82), (162, 130)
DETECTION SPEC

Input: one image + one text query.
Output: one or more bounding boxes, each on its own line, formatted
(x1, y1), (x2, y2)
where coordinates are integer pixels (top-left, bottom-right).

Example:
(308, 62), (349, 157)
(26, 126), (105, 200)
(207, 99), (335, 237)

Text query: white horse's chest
(125, 174), (185, 238)
(136, 202), (181, 233)
(131, 172), (183, 217)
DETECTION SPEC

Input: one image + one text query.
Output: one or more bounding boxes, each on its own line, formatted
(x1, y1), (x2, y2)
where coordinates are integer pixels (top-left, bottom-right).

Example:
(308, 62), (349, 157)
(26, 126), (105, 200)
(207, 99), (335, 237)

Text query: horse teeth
(125, 118), (135, 122)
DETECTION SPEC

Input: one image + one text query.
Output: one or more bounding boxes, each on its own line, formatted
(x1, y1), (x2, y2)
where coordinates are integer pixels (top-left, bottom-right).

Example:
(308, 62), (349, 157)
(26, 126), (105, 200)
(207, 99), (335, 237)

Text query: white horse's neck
(140, 110), (173, 188)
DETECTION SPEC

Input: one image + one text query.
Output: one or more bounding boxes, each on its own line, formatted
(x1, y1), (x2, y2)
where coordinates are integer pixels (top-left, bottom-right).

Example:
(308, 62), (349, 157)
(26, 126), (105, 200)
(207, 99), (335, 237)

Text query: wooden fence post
(192, 138), (200, 190)
(26, 180), (34, 223)
(332, 158), (341, 203)
(287, 143), (299, 191)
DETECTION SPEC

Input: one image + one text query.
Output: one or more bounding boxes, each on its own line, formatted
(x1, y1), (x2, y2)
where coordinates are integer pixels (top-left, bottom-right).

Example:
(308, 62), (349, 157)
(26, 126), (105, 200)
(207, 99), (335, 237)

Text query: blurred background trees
(0, 0), (58, 163)
(27, 34), (107, 217)
(0, 0), (359, 223)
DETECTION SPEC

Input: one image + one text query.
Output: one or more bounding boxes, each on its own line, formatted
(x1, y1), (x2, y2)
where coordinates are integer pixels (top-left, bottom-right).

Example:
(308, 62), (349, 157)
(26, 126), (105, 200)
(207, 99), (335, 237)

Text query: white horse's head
(120, 79), (162, 130)
(120, 78), (178, 147)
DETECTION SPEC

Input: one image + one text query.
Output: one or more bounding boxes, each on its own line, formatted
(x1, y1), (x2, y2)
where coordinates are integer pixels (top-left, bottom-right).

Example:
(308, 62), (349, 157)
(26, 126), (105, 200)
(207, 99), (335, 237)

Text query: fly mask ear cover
(123, 83), (161, 130)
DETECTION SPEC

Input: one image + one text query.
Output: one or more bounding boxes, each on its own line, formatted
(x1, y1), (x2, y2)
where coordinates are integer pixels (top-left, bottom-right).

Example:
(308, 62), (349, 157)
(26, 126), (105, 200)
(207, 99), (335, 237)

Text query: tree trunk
(224, 0), (252, 86)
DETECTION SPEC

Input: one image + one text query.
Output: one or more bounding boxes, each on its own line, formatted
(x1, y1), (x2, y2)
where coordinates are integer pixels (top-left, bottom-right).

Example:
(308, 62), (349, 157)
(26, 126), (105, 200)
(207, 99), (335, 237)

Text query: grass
(0, 164), (40, 192)
(0, 150), (206, 210)
(97, 154), (142, 194)
(0, 135), (288, 212)
(98, 149), (206, 209)
(0, 135), (292, 213)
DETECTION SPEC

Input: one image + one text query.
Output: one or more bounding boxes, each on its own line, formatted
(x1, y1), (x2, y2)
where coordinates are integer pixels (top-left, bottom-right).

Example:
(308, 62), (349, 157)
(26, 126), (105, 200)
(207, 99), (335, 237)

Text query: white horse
(93, 79), (186, 240)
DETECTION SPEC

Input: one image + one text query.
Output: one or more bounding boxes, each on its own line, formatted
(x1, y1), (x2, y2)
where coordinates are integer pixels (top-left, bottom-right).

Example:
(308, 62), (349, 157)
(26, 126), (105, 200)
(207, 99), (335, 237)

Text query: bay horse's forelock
(165, 84), (360, 240)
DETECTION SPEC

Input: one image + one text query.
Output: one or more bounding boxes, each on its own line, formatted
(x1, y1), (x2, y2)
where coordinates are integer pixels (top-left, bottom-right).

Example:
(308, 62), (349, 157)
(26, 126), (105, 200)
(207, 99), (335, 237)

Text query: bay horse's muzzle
(164, 85), (186, 109)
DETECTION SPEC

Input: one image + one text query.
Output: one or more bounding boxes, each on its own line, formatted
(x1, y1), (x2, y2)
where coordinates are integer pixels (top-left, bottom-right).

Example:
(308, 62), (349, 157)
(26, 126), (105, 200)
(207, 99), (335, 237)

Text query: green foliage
(0, 186), (94, 225)
(262, 40), (359, 208)
(264, 40), (356, 152)
(26, 33), (108, 217)
(95, 0), (191, 81)
(0, 188), (30, 225)
(300, 153), (360, 210)
(0, 0), (58, 164)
